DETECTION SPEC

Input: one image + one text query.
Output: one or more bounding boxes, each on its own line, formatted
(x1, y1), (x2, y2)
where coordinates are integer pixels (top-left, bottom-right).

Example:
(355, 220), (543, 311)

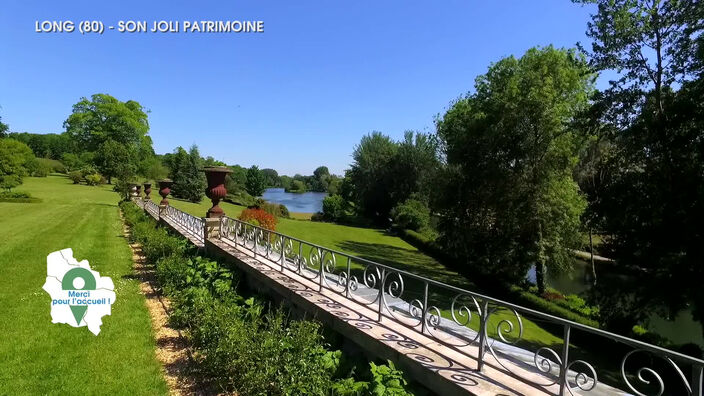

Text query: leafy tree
(170, 145), (206, 202)
(391, 199), (430, 232)
(0, 116), (8, 138)
(0, 139), (34, 191)
(390, 131), (440, 205)
(573, 0), (703, 119)
(260, 168), (280, 187)
(245, 165), (267, 197)
(94, 139), (133, 184)
(322, 194), (345, 221)
(139, 156), (168, 182)
(64, 93), (150, 152)
(8, 132), (72, 160)
(435, 46), (593, 292)
(347, 132), (398, 221)
(289, 179), (307, 193)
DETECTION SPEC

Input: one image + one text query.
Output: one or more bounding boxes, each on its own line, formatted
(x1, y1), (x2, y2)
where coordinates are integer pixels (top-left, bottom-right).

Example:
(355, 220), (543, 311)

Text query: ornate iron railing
(163, 205), (204, 244)
(143, 200), (159, 219)
(217, 215), (704, 396)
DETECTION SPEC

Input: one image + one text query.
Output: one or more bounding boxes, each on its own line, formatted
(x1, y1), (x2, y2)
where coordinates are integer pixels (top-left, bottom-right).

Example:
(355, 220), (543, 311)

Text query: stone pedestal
(158, 204), (167, 219)
(204, 217), (221, 241)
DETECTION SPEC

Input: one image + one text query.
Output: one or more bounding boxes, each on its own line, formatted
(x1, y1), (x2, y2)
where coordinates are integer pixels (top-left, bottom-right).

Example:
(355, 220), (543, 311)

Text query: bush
(239, 208), (277, 231)
(311, 212), (326, 222)
(225, 191), (255, 207)
(0, 190), (40, 203)
(27, 158), (52, 177)
(68, 171), (82, 184)
(257, 201), (290, 218)
(323, 194), (345, 221)
(84, 173), (103, 186)
(391, 199), (430, 232)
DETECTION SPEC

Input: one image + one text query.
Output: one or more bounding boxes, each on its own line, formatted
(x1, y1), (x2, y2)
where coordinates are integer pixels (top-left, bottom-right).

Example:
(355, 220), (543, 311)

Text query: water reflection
(527, 260), (703, 347)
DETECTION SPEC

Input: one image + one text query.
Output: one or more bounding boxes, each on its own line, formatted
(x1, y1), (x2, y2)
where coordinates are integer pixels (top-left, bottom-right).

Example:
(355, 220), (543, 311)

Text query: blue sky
(0, 1), (599, 175)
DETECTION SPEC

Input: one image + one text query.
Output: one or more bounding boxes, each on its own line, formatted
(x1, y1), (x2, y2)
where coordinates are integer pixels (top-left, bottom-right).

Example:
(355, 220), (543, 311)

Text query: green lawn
(0, 175), (168, 395)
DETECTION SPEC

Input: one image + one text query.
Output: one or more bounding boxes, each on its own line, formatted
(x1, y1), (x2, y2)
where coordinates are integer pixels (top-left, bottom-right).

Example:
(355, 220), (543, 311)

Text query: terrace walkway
(136, 198), (704, 396)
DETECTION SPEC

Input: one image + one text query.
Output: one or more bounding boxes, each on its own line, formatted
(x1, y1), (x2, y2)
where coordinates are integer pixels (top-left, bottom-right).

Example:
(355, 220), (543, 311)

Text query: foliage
(287, 179), (307, 193)
(573, 0), (703, 120)
(139, 156), (168, 182)
(0, 138), (34, 191)
(322, 194), (346, 221)
(347, 131), (438, 223)
(84, 174), (103, 186)
(435, 46), (593, 293)
(239, 208), (277, 231)
(7, 132), (72, 160)
(0, 190), (40, 203)
(61, 151), (93, 171)
(68, 171), (82, 184)
(95, 139), (135, 184)
(26, 157), (52, 177)
(257, 201), (289, 218)
(0, 116), (8, 138)
(64, 93), (151, 153)
(391, 199), (430, 232)
(169, 145), (206, 203)
(260, 168), (280, 187)
(245, 165), (267, 197)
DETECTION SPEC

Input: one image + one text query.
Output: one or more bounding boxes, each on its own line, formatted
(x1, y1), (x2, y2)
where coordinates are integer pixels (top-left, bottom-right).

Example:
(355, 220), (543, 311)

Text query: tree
(94, 139), (133, 184)
(170, 145), (206, 203)
(347, 132), (398, 221)
(390, 131), (440, 205)
(139, 156), (168, 182)
(0, 116), (8, 138)
(260, 168), (280, 187)
(573, 0), (703, 119)
(0, 139), (34, 191)
(64, 94), (150, 151)
(435, 46), (593, 292)
(245, 165), (267, 197)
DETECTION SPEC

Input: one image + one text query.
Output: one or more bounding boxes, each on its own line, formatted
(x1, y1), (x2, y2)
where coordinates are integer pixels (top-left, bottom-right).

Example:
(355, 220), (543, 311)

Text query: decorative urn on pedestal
(129, 183), (138, 198)
(203, 166), (232, 218)
(158, 179), (173, 206)
(143, 182), (152, 200)
(135, 184), (142, 198)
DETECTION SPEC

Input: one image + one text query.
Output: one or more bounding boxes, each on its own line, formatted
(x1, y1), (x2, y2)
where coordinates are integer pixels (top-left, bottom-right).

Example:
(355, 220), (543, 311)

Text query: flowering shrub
(239, 208), (277, 231)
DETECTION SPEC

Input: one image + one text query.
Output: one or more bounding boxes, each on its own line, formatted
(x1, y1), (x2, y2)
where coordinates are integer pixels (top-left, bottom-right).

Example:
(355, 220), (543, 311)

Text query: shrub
(257, 201), (290, 218)
(323, 194), (345, 221)
(391, 199), (430, 232)
(0, 190), (40, 203)
(84, 173), (103, 186)
(27, 158), (53, 177)
(68, 171), (82, 184)
(311, 212), (326, 222)
(239, 208), (277, 231)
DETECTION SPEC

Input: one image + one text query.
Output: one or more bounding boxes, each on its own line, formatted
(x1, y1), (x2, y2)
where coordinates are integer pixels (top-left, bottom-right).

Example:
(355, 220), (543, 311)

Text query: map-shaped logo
(42, 249), (116, 335)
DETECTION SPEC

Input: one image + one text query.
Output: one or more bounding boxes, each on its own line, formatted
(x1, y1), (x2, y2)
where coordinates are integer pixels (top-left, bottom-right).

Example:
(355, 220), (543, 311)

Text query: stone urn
(143, 182), (152, 200)
(158, 179), (173, 206)
(129, 183), (138, 198)
(203, 166), (232, 218)
(135, 184), (142, 198)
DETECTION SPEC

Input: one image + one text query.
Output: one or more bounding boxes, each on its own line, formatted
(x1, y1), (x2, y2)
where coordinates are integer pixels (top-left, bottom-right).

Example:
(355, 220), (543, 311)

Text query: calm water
(527, 261), (704, 347)
(261, 188), (327, 213)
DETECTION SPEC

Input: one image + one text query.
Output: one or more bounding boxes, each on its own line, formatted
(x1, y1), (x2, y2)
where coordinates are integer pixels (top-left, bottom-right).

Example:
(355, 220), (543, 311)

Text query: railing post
(558, 324), (571, 396)
(345, 257), (351, 298)
(477, 299), (489, 372)
(318, 249), (325, 292)
(694, 364), (703, 396)
(280, 236), (286, 272)
(421, 281), (429, 334)
(158, 204), (167, 223)
(253, 228), (258, 259)
(377, 268), (386, 322)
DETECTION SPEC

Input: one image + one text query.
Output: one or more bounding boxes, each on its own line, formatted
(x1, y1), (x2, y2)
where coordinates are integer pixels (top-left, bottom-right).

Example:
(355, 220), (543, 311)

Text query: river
(261, 188), (327, 213)
(527, 259), (703, 347)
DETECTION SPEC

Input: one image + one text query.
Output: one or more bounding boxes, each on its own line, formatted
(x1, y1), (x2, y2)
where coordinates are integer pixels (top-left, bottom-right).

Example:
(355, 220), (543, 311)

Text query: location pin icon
(61, 268), (97, 325)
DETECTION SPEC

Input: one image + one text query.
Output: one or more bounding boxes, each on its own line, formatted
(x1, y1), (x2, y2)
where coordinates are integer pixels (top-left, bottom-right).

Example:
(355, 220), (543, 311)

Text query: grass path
(0, 175), (168, 395)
